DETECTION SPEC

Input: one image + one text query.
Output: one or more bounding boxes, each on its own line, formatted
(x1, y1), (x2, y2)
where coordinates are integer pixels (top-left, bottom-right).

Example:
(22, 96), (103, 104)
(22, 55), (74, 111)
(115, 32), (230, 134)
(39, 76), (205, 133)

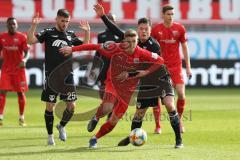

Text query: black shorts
(41, 71), (77, 103)
(136, 75), (174, 109)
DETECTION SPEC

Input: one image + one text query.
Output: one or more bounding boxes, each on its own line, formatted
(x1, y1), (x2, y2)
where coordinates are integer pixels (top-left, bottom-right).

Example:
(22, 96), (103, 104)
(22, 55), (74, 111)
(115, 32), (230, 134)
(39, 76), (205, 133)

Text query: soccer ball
(129, 128), (147, 146)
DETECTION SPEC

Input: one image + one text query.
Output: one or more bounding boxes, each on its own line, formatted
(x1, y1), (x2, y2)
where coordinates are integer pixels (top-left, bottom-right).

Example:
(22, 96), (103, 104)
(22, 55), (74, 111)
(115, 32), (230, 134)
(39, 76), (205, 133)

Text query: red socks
(18, 93), (26, 116)
(177, 99), (185, 118)
(153, 104), (161, 128)
(0, 94), (6, 115)
(96, 121), (115, 139)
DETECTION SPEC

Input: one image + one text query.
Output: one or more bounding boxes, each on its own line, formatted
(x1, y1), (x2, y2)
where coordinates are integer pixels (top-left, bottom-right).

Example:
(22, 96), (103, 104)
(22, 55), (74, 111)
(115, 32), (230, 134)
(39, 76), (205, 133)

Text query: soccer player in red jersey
(59, 29), (174, 148)
(0, 17), (29, 126)
(151, 4), (192, 133)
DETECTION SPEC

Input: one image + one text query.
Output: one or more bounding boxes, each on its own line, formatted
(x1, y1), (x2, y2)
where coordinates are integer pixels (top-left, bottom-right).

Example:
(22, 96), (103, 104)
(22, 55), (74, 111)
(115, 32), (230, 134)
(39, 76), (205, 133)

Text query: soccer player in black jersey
(89, 13), (120, 99)
(91, 4), (183, 148)
(89, 13), (121, 120)
(27, 9), (90, 146)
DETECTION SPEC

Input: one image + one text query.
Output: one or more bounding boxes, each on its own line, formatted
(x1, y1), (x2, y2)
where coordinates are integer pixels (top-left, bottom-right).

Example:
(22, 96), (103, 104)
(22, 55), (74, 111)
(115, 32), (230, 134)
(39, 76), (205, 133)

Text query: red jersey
(72, 43), (164, 104)
(151, 22), (187, 70)
(0, 32), (28, 75)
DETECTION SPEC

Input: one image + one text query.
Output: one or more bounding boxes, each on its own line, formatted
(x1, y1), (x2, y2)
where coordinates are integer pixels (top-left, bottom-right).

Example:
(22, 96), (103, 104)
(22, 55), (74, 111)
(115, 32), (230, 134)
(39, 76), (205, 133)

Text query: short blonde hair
(124, 29), (137, 38)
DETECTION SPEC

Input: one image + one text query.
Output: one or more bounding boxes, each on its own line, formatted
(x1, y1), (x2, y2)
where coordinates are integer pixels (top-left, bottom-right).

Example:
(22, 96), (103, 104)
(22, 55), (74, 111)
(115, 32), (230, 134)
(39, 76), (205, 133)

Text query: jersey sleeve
(71, 33), (83, 46)
(152, 40), (161, 56)
(36, 29), (48, 43)
(179, 25), (187, 43)
(140, 49), (164, 65)
(101, 15), (124, 40)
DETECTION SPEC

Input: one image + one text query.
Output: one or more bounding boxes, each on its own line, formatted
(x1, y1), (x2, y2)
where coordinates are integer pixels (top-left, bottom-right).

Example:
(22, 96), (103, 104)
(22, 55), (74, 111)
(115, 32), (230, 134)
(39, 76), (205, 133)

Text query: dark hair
(138, 17), (152, 26)
(57, 9), (70, 18)
(162, 4), (174, 14)
(7, 17), (16, 23)
(124, 29), (137, 38)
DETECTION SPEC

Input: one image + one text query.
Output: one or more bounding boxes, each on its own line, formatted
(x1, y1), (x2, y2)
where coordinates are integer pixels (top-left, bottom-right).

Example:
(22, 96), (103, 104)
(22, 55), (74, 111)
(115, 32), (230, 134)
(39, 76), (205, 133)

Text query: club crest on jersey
(67, 36), (72, 41)
(133, 58), (139, 63)
(172, 30), (179, 36)
(49, 95), (55, 102)
(13, 38), (19, 43)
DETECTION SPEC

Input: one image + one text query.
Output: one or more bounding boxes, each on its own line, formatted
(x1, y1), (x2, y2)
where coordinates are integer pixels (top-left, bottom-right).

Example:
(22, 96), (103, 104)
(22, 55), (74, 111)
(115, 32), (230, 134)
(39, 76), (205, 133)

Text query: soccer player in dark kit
(27, 9), (90, 146)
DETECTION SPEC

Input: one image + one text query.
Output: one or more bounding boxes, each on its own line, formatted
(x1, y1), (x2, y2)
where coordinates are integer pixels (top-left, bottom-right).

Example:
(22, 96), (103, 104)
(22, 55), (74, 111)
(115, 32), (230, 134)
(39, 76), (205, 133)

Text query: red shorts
(167, 66), (184, 86)
(102, 82), (131, 119)
(0, 70), (28, 92)
(112, 101), (128, 119)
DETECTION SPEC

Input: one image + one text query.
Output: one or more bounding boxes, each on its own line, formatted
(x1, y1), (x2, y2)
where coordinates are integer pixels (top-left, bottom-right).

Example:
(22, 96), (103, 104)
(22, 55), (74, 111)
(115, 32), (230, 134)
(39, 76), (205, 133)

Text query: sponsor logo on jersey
(67, 36), (72, 41)
(133, 58), (139, 63)
(3, 46), (18, 51)
(52, 39), (68, 47)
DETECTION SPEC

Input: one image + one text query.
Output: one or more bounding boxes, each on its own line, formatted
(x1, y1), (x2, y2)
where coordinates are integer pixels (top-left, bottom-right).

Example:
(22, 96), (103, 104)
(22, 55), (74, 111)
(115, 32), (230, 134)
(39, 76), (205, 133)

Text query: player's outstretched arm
(93, 3), (124, 39)
(59, 44), (101, 56)
(27, 13), (40, 44)
(79, 20), (90, 44)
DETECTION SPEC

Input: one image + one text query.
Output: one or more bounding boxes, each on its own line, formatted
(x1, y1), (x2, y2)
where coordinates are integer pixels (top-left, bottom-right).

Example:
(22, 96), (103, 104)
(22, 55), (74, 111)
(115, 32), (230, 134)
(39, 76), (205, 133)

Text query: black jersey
(93, 29), (121, 82)
(137, 37), (160, 56)
(36, 27), (83, 72)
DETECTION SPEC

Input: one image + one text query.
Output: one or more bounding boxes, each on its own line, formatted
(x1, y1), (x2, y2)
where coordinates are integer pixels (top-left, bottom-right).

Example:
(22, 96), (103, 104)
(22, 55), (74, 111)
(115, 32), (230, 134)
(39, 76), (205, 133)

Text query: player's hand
(32, 12), (41, 25)
(116, 71), (129, 82)
(19, 60), (26, 68)
(79, 20), (90, 31)
(93, 3), (105, 17)
(186, 68), (192, 79)
(59, 47), (72, 56)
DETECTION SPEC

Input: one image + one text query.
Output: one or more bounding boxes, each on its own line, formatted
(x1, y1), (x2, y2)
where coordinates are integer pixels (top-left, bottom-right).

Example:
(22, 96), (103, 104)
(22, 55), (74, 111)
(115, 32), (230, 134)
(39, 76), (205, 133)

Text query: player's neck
(8, 31), (16, 36)
(55, 25), (65, 32)
(163, 22), (173, 28)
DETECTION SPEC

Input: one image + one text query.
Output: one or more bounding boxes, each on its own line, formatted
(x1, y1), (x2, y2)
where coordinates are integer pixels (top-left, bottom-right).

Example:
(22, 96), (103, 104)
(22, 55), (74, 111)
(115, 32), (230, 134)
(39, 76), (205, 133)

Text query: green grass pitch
(0, 88), (239, 160)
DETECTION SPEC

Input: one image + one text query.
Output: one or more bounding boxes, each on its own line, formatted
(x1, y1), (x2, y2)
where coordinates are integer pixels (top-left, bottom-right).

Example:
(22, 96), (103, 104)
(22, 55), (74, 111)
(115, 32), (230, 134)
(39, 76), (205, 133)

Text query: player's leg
(87, 92), (116, 132)
(17, 92), (27, 126)
(163, 95), (183, 148)
(41, 86), (57, 145)
(118, 107), (148, 146)
(152, 99), (162, 134)
(175, 83), (186, 133)
(0, 90), (7, 126)
(89, 101), (128, 148)
(45, 102), (56, 145)
(56, 100), (76, 141)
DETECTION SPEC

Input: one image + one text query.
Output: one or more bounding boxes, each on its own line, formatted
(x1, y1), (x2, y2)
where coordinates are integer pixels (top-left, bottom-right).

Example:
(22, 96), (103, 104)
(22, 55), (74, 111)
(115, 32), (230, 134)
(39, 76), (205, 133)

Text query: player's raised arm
(93, 3), (124, 39)
(27, 13), (40, 44)
(79, 20), (90, 44)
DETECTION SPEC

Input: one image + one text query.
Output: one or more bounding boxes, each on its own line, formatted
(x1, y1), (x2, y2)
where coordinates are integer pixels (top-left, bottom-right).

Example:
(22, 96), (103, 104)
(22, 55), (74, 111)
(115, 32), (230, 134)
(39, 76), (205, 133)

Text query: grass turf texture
(0, 88), (239, 160)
